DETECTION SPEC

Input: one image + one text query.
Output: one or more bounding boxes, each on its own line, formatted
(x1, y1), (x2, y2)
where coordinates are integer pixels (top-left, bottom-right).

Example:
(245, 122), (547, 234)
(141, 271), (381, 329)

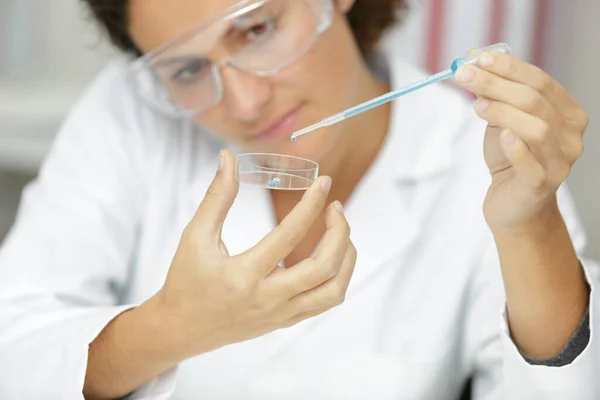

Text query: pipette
(290, 43), (512, 142)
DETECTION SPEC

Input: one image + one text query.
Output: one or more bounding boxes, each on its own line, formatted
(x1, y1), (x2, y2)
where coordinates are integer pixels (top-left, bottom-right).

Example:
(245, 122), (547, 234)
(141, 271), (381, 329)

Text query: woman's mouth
(252, 106), (303, 141)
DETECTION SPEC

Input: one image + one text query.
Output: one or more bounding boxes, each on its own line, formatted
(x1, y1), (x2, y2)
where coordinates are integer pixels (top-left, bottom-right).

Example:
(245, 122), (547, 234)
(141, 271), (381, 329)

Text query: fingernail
(320, 176), (332, 194)
(478, 52), (495, 67)
(455, 66), (475, 82)
(468, 48), (482, 57)
(218, 150), (225, 170)
(502, 130), (517, 146)
(476, 99), (490, 112)
(333, 201), (344, 213)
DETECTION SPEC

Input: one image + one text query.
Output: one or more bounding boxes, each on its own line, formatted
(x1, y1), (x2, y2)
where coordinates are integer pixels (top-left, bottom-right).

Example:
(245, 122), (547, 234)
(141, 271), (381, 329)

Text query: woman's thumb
(189, 149), (239, 240)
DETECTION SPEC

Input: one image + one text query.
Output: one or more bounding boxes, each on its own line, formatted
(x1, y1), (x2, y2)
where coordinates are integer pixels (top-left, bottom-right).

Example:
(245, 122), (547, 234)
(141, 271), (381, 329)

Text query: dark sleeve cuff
(519, 302), (591, 367)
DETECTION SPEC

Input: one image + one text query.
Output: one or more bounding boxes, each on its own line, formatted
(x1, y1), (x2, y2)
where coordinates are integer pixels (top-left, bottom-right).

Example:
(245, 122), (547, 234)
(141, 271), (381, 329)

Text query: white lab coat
(0, 39), (599, 400)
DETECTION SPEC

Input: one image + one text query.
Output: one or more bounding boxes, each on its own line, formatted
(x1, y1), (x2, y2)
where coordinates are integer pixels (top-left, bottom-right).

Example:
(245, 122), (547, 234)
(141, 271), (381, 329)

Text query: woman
(0, 0), (597, 399)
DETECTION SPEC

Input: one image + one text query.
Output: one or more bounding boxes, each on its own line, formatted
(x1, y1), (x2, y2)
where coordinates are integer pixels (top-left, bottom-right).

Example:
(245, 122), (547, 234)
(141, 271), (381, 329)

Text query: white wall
(0, 0), (114, 83)
(0, 0), (115, 235)
(546, 0), (600, 259)
(0, 0), (116, 174)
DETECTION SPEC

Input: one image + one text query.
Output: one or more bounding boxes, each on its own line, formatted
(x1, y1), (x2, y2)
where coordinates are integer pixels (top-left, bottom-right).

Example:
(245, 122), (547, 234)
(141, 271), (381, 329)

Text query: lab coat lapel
(342, 134), (423, 294)
(341, 63), (460, 293)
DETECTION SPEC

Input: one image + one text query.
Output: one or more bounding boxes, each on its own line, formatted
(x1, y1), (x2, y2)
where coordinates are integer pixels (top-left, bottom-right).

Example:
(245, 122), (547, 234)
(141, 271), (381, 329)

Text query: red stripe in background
(532, 0), (550, 68)
(489, 0), (506, 44)
(426, 0), (446, 73)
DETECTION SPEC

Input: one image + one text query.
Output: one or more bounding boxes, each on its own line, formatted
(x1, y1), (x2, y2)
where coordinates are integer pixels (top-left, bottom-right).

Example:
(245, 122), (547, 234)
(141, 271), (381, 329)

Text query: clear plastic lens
(161, 64), (221, 112)
(232, 0), (319, 72)
(236, 153), (319, 190)
(129, 61), (182, 115)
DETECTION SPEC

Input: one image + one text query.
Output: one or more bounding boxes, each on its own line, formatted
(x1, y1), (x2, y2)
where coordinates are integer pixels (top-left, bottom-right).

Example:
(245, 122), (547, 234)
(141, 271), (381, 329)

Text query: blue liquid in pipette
(290, 58), (468, 141)
(341, 69), (454, 120)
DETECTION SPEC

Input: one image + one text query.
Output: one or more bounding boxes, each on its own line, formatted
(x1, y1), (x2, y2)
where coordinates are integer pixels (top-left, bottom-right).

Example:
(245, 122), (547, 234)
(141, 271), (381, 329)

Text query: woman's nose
(220, 65), (273, 122)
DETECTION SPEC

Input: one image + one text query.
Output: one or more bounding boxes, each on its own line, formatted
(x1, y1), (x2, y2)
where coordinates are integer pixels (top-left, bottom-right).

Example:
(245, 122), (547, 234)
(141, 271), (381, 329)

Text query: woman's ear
(336, 0), (356, 14)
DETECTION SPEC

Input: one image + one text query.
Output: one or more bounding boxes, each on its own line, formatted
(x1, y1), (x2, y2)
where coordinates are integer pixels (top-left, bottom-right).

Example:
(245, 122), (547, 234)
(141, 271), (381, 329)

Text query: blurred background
(0, 0), (599, 259)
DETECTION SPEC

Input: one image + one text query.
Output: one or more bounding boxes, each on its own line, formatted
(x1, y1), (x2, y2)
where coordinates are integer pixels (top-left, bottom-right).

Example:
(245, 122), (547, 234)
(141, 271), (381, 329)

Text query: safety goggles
(128, 0), (333, 117)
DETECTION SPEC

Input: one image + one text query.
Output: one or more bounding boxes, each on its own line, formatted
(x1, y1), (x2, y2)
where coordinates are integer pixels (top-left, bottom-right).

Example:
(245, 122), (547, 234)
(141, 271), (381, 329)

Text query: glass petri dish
(236, 153), (319, 190)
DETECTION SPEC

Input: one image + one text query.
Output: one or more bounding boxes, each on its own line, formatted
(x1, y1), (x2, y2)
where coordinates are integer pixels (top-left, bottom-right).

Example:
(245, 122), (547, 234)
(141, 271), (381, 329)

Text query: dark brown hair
(83, 0), (407, 57)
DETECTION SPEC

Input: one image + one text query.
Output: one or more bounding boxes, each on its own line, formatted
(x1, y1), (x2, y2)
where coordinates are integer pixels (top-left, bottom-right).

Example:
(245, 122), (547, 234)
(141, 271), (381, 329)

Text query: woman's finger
(499, 129), (548, 191)
(455, 65), (557, 123)
(280, 305), (334, 329)
(473, 51), (586, 125)
(239, 176), (332, 276)
(285, 239), (357, 314)
(189, 149), (240, 243)
(474, 99), (564, 167)
(265, 201), (350, 298)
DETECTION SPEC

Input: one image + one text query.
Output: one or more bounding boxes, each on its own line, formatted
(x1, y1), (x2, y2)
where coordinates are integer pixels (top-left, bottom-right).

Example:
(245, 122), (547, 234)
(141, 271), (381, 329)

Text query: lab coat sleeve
(0, 64), (176, 399)
(466, 184), (600, 400)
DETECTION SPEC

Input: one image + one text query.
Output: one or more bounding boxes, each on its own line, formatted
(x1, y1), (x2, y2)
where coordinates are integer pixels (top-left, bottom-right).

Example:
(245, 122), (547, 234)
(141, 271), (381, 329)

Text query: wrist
(488, 195), (588, 358)
(135, 293), (196, 364)
(84, 295), (189, 399)
(148, 289), (227, 359)
(490, 196), (562, 238)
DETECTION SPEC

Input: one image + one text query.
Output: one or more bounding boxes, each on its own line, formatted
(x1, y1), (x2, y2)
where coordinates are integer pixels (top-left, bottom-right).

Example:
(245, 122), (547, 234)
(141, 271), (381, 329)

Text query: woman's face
(128, 0), (362, 163)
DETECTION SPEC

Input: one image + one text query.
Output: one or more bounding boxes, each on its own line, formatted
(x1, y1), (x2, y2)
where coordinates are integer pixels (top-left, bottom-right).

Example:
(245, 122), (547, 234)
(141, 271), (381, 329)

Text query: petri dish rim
(235, 152), (319, 190)
(236, 153), (319, 172)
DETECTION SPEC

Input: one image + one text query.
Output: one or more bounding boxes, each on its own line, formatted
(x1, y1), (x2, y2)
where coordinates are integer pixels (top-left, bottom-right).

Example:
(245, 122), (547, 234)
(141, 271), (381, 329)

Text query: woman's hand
(84, 152), (356, 399)
(454, 52), (590, 359)
(156, 149), (356, 359)
(454, 50), (589, 233)
(84, 150), (355, 399)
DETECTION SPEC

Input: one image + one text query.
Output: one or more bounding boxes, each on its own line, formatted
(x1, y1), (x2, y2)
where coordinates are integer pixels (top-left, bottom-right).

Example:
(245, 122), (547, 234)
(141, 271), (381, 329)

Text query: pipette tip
(289, 122), (323, 142)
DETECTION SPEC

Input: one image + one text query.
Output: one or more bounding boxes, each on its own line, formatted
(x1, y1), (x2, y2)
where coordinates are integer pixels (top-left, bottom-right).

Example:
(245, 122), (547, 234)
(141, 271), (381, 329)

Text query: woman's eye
(245, 18), (276, 41)
(172, 60), (207, 82)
